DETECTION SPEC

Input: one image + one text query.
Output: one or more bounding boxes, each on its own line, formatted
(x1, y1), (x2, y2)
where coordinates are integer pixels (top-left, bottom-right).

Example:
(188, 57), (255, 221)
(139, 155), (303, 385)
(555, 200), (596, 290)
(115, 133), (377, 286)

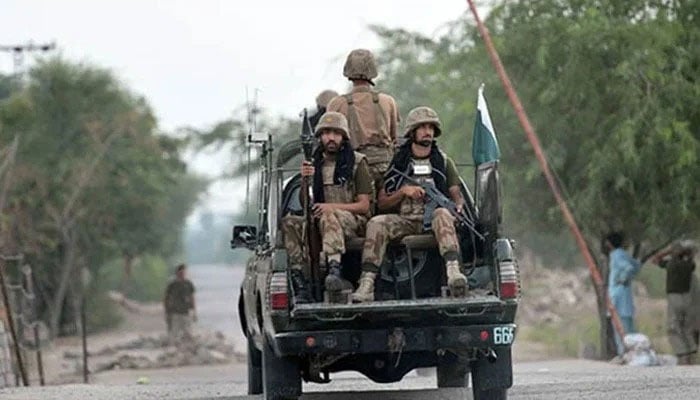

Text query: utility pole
(0, 41), (56, 77)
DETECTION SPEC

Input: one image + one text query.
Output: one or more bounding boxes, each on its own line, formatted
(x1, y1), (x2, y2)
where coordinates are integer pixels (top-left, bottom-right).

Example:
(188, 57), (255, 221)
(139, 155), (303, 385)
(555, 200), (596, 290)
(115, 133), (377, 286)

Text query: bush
(99, 254), (171, 302)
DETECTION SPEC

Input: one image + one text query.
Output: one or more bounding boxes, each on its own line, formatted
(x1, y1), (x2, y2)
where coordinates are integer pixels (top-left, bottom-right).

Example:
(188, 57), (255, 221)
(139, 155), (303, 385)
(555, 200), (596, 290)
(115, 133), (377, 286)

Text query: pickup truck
(233, 137), (520, 400)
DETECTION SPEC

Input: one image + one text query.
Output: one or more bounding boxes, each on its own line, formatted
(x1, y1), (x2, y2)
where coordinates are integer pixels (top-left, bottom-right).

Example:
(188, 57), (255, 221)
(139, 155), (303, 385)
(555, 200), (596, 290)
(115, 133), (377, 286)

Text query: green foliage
(99, 255), (170, 302)
(370, 0), (700, 262)
(636, 263), (667, 299)
(0, 58), (206, 334)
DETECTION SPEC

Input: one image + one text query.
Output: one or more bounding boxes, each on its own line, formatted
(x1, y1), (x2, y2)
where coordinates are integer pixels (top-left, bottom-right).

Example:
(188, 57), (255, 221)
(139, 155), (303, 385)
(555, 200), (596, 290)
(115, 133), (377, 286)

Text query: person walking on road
(164, 264), (197, 344)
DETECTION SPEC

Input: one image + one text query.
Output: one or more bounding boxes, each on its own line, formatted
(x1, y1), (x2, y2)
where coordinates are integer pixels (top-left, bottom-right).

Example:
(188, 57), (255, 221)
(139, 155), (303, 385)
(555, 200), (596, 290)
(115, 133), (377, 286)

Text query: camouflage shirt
(164, 279), (195, 314)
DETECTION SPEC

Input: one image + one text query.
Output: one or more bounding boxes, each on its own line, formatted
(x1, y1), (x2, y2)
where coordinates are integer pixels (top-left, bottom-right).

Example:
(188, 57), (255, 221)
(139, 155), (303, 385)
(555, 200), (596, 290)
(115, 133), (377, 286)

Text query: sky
(1, 0), (484, 214)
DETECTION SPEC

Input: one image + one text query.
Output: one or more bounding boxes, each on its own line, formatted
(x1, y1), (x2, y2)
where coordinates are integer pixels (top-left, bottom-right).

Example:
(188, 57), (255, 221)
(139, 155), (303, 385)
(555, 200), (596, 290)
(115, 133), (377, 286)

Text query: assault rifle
(389, 168), (484, 241)
(300, 109), (322, 300)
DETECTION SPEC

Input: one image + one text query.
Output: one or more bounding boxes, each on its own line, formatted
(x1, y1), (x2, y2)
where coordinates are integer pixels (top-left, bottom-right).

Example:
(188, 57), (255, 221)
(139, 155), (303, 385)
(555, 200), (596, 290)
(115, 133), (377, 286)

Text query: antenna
(244, 87), (261, 215)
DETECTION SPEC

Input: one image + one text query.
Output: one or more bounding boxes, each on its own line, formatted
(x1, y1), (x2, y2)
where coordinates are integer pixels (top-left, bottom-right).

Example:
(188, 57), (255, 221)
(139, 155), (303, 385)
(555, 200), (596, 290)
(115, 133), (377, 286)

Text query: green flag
(472, 85), (501, 166)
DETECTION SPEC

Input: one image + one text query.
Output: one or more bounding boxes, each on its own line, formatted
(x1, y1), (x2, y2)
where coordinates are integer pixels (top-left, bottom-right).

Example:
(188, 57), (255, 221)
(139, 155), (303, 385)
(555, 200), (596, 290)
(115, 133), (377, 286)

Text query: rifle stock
(300, 109), (322, 300)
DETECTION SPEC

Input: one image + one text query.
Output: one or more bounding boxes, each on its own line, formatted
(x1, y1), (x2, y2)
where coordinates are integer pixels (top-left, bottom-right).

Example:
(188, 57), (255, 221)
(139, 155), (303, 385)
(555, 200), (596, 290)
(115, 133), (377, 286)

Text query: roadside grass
(521, 295), (671, 358)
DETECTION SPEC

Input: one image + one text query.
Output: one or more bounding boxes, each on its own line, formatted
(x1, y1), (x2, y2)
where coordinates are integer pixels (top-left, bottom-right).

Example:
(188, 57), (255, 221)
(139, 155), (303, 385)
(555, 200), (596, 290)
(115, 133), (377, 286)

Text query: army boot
(289, 269), (313, 304)
(351, 271), (377, 303)
(446, 260), (468, 297)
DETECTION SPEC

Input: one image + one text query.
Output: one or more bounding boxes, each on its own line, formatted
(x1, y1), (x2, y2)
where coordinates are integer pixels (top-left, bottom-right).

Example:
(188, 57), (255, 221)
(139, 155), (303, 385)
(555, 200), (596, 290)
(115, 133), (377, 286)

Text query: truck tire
(262, 334), (301, 400)
(436, 362), (468, 387)
(472, 388), (507, 400)
(247, 336), (262, 395)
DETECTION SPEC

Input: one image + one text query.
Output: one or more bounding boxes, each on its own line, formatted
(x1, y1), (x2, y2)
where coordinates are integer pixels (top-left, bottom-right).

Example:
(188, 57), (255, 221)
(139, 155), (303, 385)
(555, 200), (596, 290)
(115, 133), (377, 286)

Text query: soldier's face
(414, 123), (435, 147)
(320, 129), (344, 153)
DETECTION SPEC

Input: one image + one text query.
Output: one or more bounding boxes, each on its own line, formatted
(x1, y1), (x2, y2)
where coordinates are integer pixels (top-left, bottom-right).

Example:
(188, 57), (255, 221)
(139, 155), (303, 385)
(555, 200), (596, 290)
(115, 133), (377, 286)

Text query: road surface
(2, 264), (699, 399)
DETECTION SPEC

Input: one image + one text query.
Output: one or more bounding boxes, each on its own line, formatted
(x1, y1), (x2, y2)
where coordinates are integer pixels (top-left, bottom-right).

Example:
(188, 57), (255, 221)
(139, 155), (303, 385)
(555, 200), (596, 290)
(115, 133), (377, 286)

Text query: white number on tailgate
(493, 327), (514, 345)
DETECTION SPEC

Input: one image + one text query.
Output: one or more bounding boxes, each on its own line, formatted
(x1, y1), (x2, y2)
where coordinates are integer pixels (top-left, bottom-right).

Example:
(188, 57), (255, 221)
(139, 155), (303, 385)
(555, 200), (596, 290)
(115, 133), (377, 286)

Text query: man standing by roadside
(652, 240), (698, 365)
(164, 264), (196, 344)
(604, 232), (641, 356)
(327, 49), (400, 191)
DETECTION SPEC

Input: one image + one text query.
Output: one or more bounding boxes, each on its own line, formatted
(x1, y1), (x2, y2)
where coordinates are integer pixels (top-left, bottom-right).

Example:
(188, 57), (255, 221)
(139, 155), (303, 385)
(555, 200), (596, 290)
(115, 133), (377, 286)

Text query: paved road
(3, 264), (700, 399)
(2, 360), (699, 399)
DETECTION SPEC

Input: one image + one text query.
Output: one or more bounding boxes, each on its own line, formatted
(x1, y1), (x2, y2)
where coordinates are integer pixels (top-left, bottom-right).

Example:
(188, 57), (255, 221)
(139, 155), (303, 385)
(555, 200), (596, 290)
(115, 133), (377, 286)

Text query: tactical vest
(399, 158), (434, 221)
(321, 152), (368, 206)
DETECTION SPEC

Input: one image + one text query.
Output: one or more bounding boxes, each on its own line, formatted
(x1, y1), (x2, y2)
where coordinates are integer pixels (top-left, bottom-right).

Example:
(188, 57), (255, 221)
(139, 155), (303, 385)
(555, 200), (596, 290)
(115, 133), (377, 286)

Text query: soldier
(163, 264), (197, 344)
(282, 112), (373, 303)
(309, 89), (339, 131)
(651, 240), (698, 365)
(351, 106), (468, 303)
(327, 49), (400, 190)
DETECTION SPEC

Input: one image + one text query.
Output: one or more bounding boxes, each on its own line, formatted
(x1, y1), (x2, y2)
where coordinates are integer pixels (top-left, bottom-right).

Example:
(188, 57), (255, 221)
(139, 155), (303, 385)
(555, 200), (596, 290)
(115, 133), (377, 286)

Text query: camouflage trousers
(361, 208), (459, 270)
(282, 210), (366, 267)
(667, 292), (699, 356)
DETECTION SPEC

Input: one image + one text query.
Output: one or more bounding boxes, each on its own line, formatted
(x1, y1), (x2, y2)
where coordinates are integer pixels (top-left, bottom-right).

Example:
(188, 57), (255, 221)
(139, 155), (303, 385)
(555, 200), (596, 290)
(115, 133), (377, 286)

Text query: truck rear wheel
(247, 336), (262, 395)
(262, 334), (301, 400)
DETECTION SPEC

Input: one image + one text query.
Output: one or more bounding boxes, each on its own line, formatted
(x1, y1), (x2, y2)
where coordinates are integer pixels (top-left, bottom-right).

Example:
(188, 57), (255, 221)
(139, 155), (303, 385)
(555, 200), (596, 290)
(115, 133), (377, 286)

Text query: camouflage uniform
(282, 112), (373, 268)
(353, 107), (467, 302)
(282, 210), (366, 268)
(361, 209), (459, 268)
(327, 49), (400, 189)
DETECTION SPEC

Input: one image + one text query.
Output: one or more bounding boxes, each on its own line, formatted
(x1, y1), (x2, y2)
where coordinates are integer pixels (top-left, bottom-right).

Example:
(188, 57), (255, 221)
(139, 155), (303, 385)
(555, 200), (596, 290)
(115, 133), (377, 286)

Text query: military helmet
(404, 106), (442, 138)
(315, 89), (338, 109)
(343, 49), (378, 84)
(314, 111), (349, 139)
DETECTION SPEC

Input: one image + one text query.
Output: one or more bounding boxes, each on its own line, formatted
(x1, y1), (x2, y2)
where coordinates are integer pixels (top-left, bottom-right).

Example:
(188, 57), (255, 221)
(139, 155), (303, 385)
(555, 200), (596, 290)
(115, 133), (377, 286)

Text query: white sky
(1, 0), (482, 214)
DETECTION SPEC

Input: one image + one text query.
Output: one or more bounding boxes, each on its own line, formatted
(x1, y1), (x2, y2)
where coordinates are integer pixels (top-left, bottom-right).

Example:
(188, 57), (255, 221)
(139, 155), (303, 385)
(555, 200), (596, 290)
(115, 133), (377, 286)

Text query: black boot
(325, 260), (352, 292)
(290, 269), (313, 304)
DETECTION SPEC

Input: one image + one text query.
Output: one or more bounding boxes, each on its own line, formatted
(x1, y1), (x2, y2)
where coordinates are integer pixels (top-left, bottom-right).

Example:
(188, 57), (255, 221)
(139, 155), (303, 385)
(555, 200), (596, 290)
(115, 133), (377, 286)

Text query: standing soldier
(282, 112), (373, 303)
(351, 106), (468, 303)
(163, 264), (197, 344)
(309, 89), (339, 131)
(327, 49), (400, 190)
(651, 240), (698, 365)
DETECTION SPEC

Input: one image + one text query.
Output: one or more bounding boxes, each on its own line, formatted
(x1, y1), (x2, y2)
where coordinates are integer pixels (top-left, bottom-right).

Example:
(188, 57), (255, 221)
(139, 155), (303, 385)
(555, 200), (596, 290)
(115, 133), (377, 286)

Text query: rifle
(640, 239), (676, 264)
(300, 109), (322, 300)
(389, 167), (484, 240)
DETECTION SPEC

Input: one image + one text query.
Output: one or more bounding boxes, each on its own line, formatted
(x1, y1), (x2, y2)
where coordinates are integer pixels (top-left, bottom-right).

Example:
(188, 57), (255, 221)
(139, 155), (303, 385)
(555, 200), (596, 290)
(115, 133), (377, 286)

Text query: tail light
(269, 272), (289, 310)
(498, 260), (520, 299)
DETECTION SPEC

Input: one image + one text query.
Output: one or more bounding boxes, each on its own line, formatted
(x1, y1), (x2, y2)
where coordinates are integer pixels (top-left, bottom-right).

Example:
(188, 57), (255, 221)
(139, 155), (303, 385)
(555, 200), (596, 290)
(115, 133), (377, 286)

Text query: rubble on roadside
(63, 331), (243, 373)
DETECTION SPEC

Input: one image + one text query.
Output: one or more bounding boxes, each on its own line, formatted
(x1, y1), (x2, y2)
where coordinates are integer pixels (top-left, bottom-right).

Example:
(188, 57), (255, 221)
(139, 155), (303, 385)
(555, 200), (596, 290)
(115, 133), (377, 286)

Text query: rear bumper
(273, 323), (516, 356)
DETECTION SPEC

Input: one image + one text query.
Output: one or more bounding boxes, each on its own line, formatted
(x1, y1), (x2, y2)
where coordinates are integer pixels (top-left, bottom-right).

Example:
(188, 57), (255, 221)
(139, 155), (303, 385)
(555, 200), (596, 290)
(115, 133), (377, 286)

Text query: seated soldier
(352, 106), (468, 303)
(282, 112), (373, 303)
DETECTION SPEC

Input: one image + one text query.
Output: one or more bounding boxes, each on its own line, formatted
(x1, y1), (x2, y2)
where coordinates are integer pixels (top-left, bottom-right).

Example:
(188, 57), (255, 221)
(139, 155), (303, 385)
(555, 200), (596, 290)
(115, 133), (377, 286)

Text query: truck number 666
(493, 327), (514, 345)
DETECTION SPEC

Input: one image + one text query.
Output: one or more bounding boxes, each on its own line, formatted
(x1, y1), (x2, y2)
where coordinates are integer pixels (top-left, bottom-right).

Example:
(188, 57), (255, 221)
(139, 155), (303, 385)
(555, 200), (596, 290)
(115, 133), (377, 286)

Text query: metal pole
(464, 0), (627, 340)
(33, 325), (44, 386)
(81, 298), (88, 383)
(0, 259), (28, 386)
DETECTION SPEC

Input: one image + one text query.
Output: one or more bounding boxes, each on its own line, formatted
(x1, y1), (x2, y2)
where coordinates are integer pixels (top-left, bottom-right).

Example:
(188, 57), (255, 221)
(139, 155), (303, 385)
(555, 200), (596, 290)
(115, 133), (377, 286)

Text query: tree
(0, 58), (205, 335)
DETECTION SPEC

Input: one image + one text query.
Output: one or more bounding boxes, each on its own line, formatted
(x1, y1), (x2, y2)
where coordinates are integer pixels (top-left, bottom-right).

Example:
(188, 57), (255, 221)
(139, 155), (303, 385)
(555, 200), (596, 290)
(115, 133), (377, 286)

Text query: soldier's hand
(312, 203), (334, 218)
(402, 186), (425, 200)
(301, 160), (315, 177)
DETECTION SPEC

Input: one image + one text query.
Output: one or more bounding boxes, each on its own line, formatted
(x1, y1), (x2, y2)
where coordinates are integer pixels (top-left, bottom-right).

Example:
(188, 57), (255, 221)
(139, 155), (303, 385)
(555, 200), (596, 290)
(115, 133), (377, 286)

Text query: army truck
(233, 133), (520, 400)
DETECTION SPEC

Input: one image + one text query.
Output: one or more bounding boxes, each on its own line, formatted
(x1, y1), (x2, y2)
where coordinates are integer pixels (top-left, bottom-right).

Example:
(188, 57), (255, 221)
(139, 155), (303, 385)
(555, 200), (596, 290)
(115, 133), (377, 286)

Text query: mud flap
(471, 347), (513, 391)
(262, 335), (301, 400)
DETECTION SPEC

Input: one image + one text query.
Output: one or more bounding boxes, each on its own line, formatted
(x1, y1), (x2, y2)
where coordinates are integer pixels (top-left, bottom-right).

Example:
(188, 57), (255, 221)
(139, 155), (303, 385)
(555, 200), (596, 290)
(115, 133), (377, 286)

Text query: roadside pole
(0, 257), (28, 386)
